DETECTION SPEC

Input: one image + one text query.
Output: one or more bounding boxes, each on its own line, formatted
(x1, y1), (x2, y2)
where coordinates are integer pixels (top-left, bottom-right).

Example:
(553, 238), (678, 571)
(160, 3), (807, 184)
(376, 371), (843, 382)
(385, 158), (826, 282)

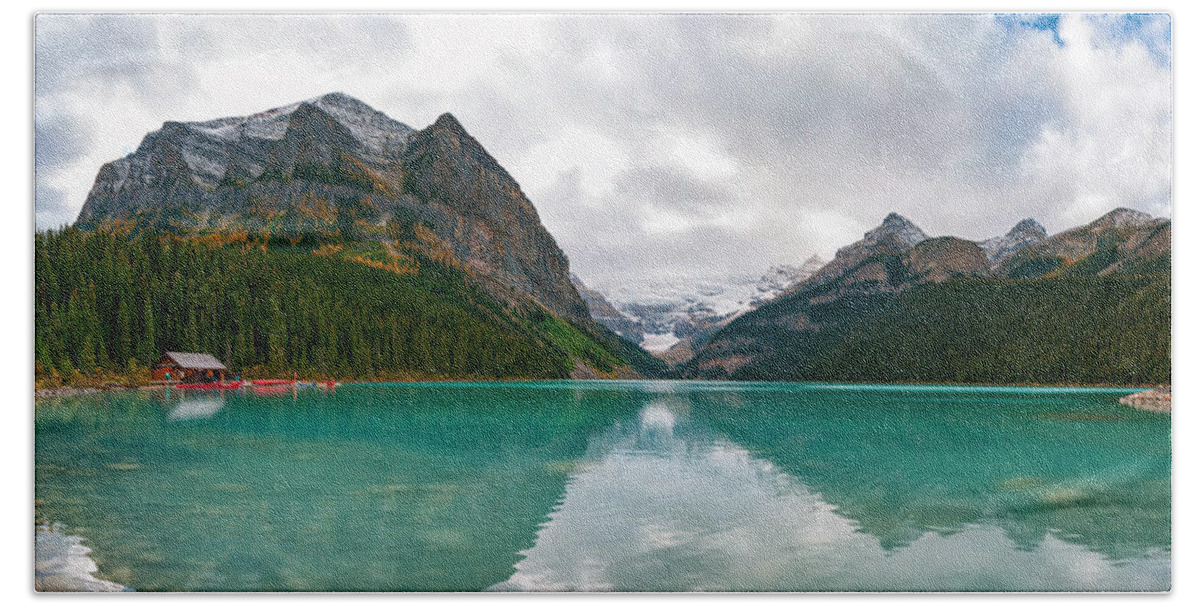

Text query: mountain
(77, 92), (589, 325)
(901, 237), (990, 285)
(747, 256), (827, 307)
(683, 209), (1170, 384)
(805, 212), (928, 285)
(571, 274), (644, 345)
(979, 218), (1047, 265)
(684, 213), (930, 377)
(772, 212), (929, 308)
(79, 93), (414, 220)
(575, 257), (827, 362)
(54, 93), (660, 381)
(995, 208), (1169, 279)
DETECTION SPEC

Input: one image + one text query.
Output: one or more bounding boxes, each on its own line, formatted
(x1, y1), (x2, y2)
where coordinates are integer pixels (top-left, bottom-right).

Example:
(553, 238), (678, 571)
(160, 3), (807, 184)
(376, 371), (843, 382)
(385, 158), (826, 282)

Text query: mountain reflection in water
(497, 387), (1168, 591)
(35, 381), (1168, 591)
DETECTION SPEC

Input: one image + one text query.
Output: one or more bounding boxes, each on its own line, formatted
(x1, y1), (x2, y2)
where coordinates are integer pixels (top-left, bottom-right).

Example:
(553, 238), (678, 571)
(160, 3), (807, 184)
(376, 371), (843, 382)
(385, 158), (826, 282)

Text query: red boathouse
(152, 352), (228, 383)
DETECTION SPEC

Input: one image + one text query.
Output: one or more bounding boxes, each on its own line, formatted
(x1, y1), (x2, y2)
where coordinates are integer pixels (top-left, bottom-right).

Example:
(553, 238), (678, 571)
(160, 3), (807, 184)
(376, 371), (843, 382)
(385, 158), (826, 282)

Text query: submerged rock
(1119, 388), (1171, 413)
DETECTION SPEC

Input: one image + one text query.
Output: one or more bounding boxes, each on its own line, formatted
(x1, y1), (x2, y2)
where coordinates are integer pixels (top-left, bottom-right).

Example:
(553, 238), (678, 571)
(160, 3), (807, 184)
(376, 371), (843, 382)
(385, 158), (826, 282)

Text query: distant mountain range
(681, 208), (1170, 384)
(575, 205), (1169, 384)
(47, 92), (1169, 385)
(572, 256), (826, 358)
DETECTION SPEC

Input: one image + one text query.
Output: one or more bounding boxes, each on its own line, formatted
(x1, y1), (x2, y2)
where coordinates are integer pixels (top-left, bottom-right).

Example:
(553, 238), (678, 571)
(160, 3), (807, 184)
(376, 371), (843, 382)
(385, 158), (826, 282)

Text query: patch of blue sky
(995, 13), (1170, 67)
(995, 13), (1063, 46)
(1084, 13), (1171, 67)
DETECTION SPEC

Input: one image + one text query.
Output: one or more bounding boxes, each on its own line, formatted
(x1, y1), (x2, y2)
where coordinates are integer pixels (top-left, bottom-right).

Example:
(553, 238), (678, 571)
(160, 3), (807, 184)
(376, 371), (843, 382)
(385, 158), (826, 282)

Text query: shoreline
(32, 378), (1166, 400)
(34, 384), (168, 399)
(34, 523), (128, 592)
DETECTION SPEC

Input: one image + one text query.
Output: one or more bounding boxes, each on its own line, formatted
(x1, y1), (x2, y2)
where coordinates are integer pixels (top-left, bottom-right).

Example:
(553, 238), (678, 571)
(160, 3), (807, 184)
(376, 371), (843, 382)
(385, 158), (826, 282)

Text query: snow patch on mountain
(979, 218), (1048, 265)
(591, 256), (826, 353)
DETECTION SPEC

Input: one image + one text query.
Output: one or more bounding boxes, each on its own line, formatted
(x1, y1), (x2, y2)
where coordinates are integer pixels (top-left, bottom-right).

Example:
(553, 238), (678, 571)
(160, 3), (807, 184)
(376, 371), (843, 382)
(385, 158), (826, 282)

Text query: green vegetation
(532, 312), (623, 373)
(731, 274), (1170, 386)
(35, 226), (649, 387)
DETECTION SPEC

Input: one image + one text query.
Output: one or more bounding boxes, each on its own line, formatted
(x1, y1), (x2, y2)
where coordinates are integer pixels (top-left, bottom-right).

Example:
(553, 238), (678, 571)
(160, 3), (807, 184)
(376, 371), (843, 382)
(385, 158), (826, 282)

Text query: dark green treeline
(34, 227), (596, 381)
(732, 275), (1171, 386)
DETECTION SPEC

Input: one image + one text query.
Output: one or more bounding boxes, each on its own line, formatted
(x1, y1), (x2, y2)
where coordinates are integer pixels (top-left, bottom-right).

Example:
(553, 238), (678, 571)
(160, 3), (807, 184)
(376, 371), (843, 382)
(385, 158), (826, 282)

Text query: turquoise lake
(34, 381), (1170, 592)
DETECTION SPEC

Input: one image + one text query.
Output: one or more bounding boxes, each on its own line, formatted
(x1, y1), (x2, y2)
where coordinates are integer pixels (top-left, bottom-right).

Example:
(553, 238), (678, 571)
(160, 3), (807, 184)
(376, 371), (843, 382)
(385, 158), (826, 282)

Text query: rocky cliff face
(996, 208), (1169, 279)
(902, 237), (990, 285)
(76, 92), (591, 324)
(399, 112), (590, 322)
(980, 218), (1047, 265)
(782, 212), (928, 305)
(571, 274), (644, 344)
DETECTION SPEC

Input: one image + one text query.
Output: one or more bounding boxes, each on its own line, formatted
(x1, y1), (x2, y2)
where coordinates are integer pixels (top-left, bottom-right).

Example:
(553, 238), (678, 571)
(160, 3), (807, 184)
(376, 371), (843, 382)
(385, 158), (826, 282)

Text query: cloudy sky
(34, 13), (1171, 296)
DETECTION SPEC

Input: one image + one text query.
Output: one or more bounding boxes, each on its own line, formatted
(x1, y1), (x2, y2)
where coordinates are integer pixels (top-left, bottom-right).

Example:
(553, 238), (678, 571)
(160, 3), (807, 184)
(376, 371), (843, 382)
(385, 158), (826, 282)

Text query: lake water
(34, 381), (1170, 592)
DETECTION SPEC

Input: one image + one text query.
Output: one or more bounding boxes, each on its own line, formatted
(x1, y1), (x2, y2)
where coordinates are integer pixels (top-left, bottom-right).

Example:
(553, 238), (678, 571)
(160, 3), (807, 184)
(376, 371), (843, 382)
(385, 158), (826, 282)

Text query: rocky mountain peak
(995, 207), (1170, 279)
(432, 112), (467, 132)
(981, 217), (1048, 265)
(1089, 207), (1158, 232)
(864, 212), (929, 249)
(313, 91), (372, 111)
(75, 93), (592, 325)
(785, 214), (929, 301)
(401, 111), (535, 226)
(1010, 218), (1047, 235)
(83, 92), (415, 198)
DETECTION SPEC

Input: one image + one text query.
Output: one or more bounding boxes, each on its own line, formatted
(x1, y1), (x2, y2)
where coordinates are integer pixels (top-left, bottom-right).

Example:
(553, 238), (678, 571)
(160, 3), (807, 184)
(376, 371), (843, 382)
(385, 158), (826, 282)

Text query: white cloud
(1013, 14), (1172, 225)
(34, 13), (1171, 300)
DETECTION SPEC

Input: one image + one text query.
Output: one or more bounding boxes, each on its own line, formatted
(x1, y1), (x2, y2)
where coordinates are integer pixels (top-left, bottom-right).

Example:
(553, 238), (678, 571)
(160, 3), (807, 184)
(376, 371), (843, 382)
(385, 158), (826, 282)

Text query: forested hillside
(731, 275), (1170, 385)
(34, 225), (659, 386)
(686, 209), (1170, 386)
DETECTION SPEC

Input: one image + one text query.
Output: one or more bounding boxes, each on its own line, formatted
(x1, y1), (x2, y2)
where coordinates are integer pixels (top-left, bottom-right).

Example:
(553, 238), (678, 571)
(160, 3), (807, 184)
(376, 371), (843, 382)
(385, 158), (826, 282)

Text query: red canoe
(251, 379), (295, 386)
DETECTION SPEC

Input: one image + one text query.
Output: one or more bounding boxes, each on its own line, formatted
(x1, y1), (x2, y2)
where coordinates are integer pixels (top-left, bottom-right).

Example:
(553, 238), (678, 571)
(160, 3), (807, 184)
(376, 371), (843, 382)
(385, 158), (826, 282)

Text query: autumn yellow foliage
(350, 252), (419, 276)
(312, 243), (344, 256)
(411, 223), (467, 271)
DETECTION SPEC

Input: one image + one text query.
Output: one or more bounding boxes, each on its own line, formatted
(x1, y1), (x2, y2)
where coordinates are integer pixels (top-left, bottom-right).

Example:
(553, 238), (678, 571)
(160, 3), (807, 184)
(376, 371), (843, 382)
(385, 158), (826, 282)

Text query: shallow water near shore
(34, 380), (1169, 592)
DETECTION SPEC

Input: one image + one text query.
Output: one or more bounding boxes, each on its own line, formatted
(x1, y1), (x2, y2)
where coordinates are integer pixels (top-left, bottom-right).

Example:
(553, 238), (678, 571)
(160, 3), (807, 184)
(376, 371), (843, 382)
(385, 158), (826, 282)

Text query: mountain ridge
(55, 92), (667, 381)
(76, 92), (592, 326)
(996, 207), (1168, 279)
(683, 208), (1170, 381)
(54, 92), (1170, 385)
(980, 218), (1047, 265)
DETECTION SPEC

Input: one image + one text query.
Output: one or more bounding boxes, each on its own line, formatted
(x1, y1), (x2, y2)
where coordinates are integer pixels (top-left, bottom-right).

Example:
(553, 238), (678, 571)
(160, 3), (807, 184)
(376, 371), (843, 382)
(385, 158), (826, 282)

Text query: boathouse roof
(162, 352), (227, 370)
